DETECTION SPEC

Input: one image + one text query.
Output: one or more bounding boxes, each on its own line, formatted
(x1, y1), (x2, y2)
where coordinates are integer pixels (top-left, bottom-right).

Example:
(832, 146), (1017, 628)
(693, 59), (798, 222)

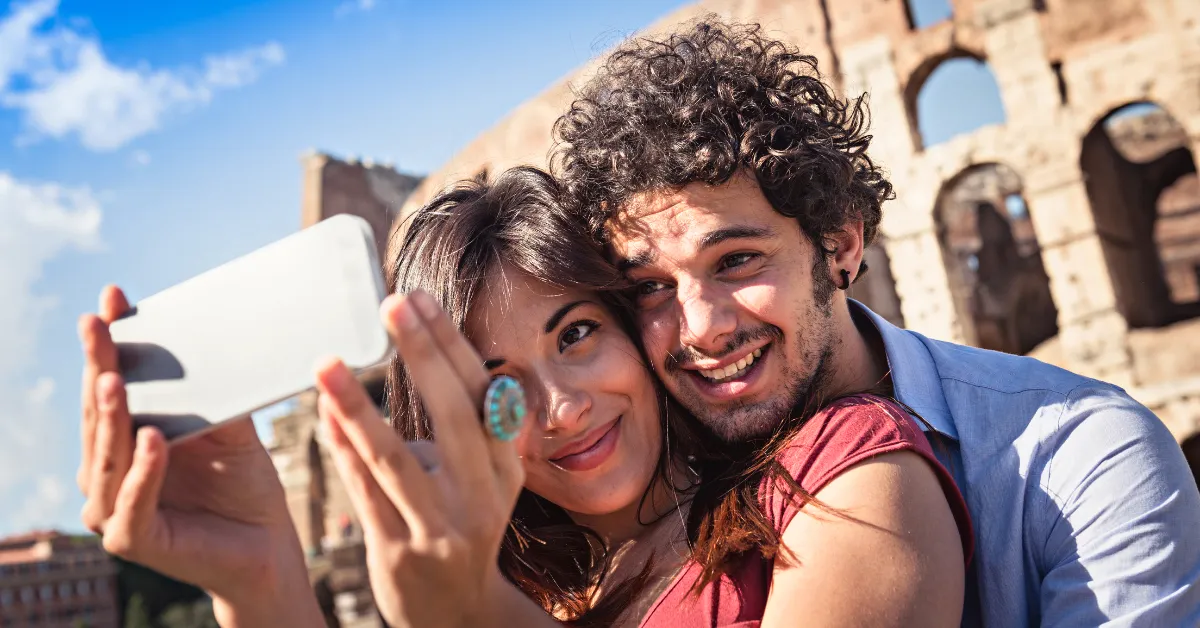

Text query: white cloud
(0, 171), (102, 535)
(0, 0), (285, 151)
(335, 0), (379, 17)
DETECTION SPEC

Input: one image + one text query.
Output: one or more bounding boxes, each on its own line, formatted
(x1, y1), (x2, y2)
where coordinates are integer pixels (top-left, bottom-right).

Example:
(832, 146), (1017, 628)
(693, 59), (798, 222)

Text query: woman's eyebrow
(543, 300), (590, 333)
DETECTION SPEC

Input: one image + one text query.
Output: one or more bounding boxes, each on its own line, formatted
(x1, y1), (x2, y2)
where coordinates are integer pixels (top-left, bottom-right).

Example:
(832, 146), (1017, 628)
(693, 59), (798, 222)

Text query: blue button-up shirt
(854, 301), (1200, 626)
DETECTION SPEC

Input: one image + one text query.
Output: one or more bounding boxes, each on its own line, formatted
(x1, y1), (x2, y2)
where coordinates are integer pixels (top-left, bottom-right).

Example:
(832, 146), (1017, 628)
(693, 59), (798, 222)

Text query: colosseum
(269, 0), (1200, 624)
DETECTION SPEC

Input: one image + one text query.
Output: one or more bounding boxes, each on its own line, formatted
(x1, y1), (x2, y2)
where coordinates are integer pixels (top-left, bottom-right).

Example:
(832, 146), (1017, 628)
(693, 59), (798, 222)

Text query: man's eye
(636, 281), (666, 296)
(720, 252), (759, 270)
(558, 321), (599, 351)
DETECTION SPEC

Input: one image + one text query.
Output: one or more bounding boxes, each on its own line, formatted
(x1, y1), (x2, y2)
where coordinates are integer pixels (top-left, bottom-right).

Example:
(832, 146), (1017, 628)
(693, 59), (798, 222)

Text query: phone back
(109, 214), (392, 442)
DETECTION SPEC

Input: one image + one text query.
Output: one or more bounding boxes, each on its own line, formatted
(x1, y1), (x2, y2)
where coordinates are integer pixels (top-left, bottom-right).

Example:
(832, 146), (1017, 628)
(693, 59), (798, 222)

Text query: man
(552, 18), (1200, 626)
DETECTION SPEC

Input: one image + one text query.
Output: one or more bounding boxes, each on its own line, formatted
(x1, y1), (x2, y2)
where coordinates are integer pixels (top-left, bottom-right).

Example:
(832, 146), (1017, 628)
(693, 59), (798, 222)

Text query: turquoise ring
(484, 376), (526, 441)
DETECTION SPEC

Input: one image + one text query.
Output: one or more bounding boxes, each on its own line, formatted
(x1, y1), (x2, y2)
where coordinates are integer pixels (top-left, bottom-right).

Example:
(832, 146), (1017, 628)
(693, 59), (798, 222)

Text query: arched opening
(1182, 434), (1200, 489)
(1080, 102), (1200, 329)
(935, 163), (1059, 354)
(905, 0), (953, 30)
(847, 240), (906, 328)
(910, 55), (1006, 150)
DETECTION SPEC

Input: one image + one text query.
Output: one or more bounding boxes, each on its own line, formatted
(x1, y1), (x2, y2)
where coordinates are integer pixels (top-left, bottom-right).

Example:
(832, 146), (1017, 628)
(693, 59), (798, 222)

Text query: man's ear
(825, 220), (867, 285)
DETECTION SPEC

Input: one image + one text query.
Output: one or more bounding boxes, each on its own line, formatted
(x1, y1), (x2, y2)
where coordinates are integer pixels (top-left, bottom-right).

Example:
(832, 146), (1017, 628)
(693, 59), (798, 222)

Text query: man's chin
(685, 401), (786, 446)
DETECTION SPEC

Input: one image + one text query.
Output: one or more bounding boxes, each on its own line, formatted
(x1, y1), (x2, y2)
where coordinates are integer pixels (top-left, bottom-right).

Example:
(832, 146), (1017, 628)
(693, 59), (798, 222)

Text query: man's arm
(1037, 385), (1200, 625)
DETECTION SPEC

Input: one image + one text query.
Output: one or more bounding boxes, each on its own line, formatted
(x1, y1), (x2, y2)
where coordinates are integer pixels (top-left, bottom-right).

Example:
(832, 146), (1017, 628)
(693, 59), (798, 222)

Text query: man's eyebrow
(698, 225), (776, 251)
(617, 250), (656, 273)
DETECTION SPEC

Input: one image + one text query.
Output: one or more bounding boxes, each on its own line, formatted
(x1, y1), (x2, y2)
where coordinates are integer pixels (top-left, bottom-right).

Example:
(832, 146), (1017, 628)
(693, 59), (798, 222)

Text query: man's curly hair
(550, 16), (900, 592)
(552, 17), (894, 253)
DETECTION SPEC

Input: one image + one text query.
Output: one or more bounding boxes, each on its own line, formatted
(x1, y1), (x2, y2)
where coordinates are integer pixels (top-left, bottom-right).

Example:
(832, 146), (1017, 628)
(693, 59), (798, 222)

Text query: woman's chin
(556, 471), (660, 519)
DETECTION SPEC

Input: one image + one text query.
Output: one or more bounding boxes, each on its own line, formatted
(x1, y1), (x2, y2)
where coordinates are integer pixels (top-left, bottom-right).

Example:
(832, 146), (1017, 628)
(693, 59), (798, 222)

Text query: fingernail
(320, 360), (350, 394)
(412, 291), (440, 321)
(397, 297), (422, 330)
(136, 427), (159, 454)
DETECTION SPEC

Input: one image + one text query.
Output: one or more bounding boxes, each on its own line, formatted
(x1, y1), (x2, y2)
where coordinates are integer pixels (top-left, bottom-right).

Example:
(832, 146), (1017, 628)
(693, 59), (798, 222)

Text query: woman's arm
(760, 451), (965, 627)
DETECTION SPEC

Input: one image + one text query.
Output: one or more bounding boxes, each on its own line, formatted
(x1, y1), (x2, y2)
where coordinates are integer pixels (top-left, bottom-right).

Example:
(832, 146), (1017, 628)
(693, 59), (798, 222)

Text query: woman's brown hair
(384, 166), (700, 625)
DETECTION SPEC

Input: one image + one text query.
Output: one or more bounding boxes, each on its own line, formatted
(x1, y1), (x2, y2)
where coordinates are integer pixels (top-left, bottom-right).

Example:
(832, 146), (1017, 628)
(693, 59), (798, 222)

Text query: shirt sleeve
(1035, 384), (1200, 626)
(760, 394), (974, 563)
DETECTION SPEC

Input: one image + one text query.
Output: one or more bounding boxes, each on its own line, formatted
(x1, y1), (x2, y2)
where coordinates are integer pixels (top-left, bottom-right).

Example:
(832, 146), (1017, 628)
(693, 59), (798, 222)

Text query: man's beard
(668, 256), (840, 446)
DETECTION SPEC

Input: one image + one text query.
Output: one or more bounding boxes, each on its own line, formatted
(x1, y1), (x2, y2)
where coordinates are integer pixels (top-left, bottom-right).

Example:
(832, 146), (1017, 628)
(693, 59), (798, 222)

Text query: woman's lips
(549, 418), (621, 472)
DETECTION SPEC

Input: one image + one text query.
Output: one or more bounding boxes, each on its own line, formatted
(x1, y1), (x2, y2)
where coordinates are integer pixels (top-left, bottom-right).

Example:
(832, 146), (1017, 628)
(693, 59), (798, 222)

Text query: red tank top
(638, 394), (974, 628)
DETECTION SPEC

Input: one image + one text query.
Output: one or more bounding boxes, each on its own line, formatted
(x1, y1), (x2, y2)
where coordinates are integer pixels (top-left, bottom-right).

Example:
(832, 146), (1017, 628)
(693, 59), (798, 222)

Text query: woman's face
(466, 269), (663, 518)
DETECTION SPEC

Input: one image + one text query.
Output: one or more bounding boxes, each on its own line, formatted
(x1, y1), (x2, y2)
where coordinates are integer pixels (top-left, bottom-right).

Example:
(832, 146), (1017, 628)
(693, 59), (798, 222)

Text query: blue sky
(0, 0), (1003, 536)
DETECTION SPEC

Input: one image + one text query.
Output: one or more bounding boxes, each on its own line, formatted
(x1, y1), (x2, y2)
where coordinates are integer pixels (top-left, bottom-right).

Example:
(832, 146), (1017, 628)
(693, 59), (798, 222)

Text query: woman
(313, 166), (972, 627)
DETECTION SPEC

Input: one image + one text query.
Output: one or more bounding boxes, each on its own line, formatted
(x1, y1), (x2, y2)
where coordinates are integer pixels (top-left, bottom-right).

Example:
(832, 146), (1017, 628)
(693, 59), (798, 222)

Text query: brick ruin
(269, 1), (1200, 623)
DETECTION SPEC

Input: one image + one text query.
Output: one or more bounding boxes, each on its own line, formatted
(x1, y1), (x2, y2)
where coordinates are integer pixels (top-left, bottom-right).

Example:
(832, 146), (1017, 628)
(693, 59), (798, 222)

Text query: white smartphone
(109, 214), (393, 443)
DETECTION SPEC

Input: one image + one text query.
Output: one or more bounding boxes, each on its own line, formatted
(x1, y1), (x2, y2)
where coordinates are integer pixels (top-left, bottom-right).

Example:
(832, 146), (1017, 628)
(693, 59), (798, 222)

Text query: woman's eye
(558, 321), (599, 351)
(720, 252), (759, 270)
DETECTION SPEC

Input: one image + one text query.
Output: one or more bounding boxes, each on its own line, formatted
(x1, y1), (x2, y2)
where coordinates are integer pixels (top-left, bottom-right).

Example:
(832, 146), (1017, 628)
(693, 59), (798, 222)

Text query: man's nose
(677, 279), (737, 355)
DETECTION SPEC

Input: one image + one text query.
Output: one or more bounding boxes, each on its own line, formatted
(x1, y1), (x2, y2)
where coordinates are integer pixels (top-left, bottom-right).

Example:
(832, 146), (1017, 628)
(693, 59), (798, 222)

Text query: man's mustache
(663, 325), (783, 375)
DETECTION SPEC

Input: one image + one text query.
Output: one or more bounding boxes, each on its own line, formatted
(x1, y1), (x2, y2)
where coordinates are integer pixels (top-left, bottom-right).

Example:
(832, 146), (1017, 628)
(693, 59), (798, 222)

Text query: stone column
(840, 36), (963, 342)
(1022, 145), (1134, 387)
(975, 0), (1061, 127)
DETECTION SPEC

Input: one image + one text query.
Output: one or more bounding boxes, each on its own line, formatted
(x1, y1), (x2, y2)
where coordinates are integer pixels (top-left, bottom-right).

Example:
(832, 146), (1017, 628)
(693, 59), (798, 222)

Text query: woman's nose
(540, 374), (591, 432)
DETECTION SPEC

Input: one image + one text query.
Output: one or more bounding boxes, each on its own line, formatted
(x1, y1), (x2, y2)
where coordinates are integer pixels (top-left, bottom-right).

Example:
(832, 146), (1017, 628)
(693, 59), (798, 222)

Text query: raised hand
(76, 286), (321, 628)
(315, 290), (556, 628)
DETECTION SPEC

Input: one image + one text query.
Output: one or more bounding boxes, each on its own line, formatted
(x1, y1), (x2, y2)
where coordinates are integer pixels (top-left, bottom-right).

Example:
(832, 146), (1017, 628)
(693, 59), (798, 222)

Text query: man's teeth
(700, 348), (763, 382)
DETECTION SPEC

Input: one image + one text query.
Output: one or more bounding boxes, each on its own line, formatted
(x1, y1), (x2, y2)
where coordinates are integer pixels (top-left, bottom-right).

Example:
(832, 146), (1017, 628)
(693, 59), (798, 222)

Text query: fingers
(82, 373), (134, 534)
(99, 285), (131, 323)
(403, 291), (525, 485)
(315, 360), (442, 537)
(318, 394), (407, 542)
(102, 428), (169, 562)
(77, 286), (130, 494)
(77, 315), (120, 492)
(407, 291), (490, 400)
(382, 294), (490, 483)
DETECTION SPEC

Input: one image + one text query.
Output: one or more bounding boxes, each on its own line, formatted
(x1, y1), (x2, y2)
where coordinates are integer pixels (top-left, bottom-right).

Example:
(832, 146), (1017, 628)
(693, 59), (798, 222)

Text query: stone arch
(1182, 434), (1200, 489)
(934, 163), (1059, 354)
(905, 50), (1006, 151)
(1079, 101), (1200, 329)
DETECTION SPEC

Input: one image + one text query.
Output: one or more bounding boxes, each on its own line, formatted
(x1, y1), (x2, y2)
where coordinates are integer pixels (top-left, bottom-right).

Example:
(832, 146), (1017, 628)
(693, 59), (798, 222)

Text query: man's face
(609, 174), (839, 444)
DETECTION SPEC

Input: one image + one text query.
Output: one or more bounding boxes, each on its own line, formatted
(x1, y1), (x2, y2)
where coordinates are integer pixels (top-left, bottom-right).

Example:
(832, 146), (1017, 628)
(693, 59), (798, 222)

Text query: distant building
(0, 531), (119, 628)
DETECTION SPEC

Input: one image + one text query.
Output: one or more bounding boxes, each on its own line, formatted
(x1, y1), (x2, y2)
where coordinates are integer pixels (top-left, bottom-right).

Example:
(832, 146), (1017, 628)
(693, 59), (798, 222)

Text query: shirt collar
(849, 299), (959, 441)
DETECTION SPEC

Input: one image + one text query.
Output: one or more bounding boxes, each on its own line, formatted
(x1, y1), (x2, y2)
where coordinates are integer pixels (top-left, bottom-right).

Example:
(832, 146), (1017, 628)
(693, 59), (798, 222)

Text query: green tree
(159, 597), (219, 628)
(124, 592), (152, 628)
